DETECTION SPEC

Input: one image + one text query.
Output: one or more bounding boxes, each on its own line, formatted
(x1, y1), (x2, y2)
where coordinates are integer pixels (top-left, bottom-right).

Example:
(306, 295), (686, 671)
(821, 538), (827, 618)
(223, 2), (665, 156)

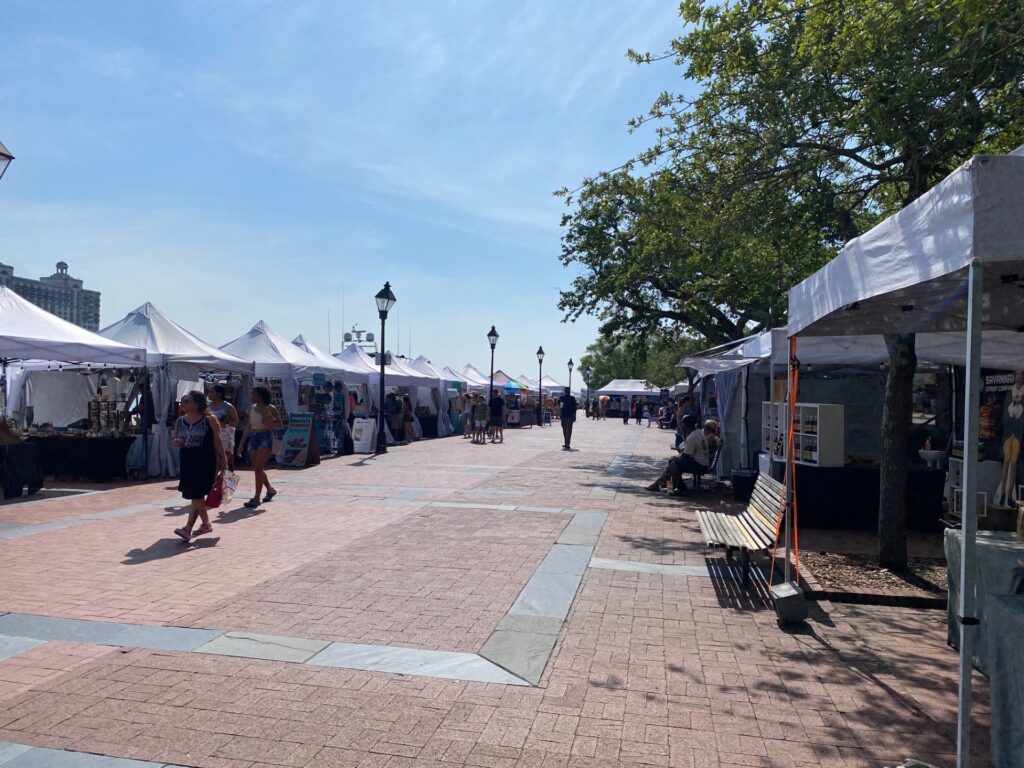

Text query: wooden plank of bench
(695, 510), (718, 546)
(707, 512), (743, 549)
(737, 512), (774, 549)
(730, 518), (763, 551)
(704, 512), (734, 547)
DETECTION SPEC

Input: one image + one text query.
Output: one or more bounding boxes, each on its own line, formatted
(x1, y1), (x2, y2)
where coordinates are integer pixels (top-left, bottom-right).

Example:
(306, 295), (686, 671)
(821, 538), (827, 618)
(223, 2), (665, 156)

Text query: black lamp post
(0, 139), (13, 183)
(567, 358), (574, 392)
(374, 282), (397, 454)
(536, 346), (545, 427)
(487, 326), (499, 398)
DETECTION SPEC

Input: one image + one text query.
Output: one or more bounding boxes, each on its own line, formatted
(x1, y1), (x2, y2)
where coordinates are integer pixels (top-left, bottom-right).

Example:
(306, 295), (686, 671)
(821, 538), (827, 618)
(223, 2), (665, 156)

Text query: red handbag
(205, 473), (224, 509)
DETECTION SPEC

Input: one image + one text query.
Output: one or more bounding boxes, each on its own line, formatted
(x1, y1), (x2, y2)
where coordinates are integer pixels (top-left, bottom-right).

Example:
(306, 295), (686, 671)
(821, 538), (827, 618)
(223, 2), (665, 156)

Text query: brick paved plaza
(0, 420), (990, 768)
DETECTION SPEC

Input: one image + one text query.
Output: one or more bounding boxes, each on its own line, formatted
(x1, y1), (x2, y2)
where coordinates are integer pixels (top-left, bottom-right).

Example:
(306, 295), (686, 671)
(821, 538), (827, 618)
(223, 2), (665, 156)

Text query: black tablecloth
(1, 443), (44, 498)
(419, 418), (438, 439)
(793, 464), (945, 531)
(26, 435), (136, 482)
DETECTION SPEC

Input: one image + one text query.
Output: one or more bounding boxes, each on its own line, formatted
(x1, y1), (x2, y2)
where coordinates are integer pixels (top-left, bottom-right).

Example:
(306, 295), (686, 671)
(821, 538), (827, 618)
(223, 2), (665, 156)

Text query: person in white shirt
(645, 415), (708, 496)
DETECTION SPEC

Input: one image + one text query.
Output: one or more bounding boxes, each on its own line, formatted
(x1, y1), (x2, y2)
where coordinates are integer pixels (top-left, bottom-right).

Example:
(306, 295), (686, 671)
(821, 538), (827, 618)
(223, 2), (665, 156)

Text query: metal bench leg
(725, 546), (734, 563)
(741, 549), (751, 588)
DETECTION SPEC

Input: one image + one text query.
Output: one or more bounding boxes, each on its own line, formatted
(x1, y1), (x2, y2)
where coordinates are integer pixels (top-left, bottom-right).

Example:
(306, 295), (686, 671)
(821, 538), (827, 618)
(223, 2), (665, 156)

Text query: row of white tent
(0, 288), (567, 474)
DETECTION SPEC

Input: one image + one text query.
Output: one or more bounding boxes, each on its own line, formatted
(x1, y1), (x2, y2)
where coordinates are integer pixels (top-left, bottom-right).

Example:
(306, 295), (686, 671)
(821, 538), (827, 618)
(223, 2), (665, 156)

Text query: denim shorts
(249, 430), (274, 453)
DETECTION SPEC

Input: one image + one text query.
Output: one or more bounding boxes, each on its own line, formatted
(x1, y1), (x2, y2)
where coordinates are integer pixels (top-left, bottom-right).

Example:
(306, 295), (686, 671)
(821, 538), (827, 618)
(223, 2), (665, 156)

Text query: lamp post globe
(567, 358), (574, 391)
(536, 346), (545, 427)
(374, 282), (397, 454)
(486, 326), (499, 404)
(0, 139), (12, 183)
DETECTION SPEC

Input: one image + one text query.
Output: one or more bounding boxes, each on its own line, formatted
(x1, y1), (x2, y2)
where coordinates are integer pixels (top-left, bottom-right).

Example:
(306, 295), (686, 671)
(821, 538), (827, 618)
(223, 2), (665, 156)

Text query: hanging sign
(313, 373), (326, 387)
(352, 417), (377, 453)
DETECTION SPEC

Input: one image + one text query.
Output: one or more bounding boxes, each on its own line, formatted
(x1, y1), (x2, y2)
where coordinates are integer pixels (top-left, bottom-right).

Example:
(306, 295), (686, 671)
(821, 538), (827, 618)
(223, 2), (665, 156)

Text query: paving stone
(196, 632), (330, 663)
(508, 571), (582, 620)
(109, 625), (223, 652)
(0, 614), (135, 644)
(479, 630), (559, 685)
(555, 527), (603, 546)
(307, 642), (528, 685)
(0, 742), (32, 764)
(535, 544), (591, 575)
(0, 636), (45, 662)
(494, 614), (564, 635)
(2, 745), (162, 767)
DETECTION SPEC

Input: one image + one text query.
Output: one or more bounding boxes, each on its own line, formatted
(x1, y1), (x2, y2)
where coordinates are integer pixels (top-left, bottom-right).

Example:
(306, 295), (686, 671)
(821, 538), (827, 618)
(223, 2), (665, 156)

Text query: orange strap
(770, 337), (800, 584)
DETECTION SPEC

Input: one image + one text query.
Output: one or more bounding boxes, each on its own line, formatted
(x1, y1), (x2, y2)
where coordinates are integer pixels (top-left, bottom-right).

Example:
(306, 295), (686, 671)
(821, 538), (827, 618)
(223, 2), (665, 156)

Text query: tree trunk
(878, 333), (917, 572)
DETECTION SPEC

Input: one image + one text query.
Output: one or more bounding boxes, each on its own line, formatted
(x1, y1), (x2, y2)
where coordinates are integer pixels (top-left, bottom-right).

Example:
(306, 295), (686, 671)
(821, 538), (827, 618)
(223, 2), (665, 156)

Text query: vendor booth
(410, 356), (459, 437)
(335, 344), (446, 448)
(594, 378), (662, 418)
(785, 154), (1024, 768)
(0, 287), (146, 489)
(292, 335), (369, 456)
(220, 321), (351, 466)
(459, 364), (490, 392)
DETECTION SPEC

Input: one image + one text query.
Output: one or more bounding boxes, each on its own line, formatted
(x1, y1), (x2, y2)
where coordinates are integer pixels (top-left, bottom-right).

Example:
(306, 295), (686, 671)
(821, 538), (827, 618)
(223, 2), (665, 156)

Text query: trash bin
(732, 469), (758, 503)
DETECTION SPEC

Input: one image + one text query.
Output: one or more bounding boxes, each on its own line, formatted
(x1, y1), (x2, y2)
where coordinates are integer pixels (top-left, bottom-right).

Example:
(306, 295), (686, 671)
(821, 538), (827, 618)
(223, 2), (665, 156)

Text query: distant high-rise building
(0, 261), (102, 330)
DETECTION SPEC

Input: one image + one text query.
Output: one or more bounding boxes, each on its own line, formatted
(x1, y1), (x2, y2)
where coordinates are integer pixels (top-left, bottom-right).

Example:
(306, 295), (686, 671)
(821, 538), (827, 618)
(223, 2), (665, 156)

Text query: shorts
(474, 419), (486, 429)
(488, 417), (503, 428)
(249, 430), (274, 453)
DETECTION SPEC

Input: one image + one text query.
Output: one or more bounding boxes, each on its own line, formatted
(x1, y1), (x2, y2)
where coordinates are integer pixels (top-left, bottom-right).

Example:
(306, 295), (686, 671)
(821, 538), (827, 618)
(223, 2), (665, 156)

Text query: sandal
(193, 524), (213, 536)
(173, 527), (191, 542)
(263, 489), (277, 503)
(243, 498), (261, 509)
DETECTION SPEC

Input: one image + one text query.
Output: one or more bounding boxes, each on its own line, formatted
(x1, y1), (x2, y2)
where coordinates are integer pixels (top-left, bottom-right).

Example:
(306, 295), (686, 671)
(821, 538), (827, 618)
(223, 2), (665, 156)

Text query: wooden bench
(695, 473), (784, 585)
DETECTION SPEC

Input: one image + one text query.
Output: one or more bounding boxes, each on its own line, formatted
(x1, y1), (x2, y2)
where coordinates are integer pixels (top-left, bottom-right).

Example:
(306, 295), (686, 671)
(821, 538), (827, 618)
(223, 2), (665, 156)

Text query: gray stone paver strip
(0, 636), (44, 663)
(195, 632), (329, 663)
(478, 629), (558, 685)
(107, 625), (222, 652)
(307, 641), (528, 685)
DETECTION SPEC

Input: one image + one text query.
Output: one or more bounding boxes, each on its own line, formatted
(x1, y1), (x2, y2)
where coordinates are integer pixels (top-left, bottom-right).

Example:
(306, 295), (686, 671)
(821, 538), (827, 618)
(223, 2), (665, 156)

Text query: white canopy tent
(459, 364), (489, 391)
(441, 366), (471, 387)
(220, 321), (337, 413)
(595, 378), (661, 398)
(335, 344), (426, 443)
(1, 286), (146, 420)
(292, 335), (367, 385)
(0, 286), (145, 367)
(786, 154), (1024, 768)
(410, 355), (456, 436)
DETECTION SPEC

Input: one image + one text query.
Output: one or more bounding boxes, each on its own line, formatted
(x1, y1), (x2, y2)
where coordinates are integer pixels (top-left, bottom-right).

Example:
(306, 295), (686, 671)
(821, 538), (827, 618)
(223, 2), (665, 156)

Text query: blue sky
(0, 1), (683, 381)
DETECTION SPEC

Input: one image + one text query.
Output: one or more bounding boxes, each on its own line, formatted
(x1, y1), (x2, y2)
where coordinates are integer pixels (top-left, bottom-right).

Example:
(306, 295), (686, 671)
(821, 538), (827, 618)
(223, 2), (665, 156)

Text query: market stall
(785, 153), (1024, 767)
(410, 355), (459, 437)
(293, 335), (369, 455)
(220, 321), (350, 466)
(594, 378), (662, 418)
(0, 287), (146, 486)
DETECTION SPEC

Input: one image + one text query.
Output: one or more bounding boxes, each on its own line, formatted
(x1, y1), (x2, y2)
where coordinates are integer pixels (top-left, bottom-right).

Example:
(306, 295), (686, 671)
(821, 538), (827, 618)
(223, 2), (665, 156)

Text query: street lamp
(536, 346), (545, 427)
(374, 281), (397, 454)
(567, 358), (574, 392)
(0, 140), (13, 183)
(487, 325), (499, 399)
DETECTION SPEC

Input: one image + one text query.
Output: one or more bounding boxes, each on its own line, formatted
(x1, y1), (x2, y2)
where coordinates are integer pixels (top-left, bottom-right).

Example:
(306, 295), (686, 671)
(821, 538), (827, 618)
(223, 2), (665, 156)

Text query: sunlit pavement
(0, 418), (989, 767)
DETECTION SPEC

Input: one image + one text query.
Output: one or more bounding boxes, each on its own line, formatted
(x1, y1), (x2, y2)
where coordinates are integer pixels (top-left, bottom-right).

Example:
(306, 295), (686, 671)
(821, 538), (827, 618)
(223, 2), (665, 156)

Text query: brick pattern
(0, 420), (992, 767)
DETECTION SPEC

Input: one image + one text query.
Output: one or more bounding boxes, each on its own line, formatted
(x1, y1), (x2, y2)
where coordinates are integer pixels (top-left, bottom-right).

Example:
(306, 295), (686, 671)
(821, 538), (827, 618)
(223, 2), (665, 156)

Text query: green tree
(559, 160), (834, 346)
(617, 0), (1024, 570)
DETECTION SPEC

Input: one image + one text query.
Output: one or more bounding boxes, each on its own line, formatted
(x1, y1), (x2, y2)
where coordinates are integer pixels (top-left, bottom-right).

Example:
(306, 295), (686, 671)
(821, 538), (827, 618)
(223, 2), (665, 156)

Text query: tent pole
(140, 366), (148, 479)
(955, 263), (983, 768)
(740, 365), (749, 469)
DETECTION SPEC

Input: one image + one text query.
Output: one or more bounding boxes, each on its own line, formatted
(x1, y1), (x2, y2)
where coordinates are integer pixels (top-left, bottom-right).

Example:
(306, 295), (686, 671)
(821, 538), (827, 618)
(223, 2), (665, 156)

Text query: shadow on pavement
(215, 505), (267, 524)
(122, 536), (220, 564)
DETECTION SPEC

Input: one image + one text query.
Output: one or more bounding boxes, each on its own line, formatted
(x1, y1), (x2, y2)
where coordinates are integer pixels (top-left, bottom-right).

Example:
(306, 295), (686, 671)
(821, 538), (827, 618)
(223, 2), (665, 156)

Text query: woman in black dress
(173, 390), (227, 542)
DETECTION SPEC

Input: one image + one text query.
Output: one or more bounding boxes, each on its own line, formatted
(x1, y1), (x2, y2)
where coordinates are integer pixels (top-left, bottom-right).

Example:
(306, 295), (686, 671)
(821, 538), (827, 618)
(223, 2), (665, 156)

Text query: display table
(987, 594), (1024, 768)
(945, 529), (1024, 675)
(792, 464), (945, 531)
(26, 435), (136, 482)
(1, 443), (44, 498)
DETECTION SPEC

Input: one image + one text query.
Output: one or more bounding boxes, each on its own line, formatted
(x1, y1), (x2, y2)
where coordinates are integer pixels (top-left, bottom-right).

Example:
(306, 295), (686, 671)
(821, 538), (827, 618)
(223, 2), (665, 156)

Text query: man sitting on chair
(647, 415), (709, 496)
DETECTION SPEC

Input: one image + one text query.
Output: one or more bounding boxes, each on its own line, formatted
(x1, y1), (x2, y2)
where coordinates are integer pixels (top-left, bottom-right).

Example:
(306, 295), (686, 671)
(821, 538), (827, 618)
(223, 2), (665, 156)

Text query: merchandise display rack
(761, 401), (845, 467)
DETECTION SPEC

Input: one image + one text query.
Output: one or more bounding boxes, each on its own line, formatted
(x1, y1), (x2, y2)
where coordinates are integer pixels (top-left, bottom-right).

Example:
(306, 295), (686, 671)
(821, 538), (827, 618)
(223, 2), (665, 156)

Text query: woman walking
(173, 390), (227, 542)
(237, 385), (284, 509)
(209, 384), (239, 470)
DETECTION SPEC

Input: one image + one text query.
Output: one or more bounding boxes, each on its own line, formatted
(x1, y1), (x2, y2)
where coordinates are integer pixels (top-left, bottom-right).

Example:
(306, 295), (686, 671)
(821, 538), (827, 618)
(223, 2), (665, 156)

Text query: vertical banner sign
(279, 412), (315, 466)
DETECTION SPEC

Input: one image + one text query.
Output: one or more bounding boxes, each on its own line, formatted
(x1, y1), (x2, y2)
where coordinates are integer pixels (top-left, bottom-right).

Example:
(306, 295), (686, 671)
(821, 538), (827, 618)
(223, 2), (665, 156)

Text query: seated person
(647, 415), (709, 496)
(703, 419), (720, 453)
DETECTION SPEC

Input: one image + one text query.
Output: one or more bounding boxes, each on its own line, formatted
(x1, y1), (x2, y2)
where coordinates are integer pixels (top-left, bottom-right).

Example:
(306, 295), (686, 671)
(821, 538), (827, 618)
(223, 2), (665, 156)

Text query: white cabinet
(761, 401), (845, 467)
